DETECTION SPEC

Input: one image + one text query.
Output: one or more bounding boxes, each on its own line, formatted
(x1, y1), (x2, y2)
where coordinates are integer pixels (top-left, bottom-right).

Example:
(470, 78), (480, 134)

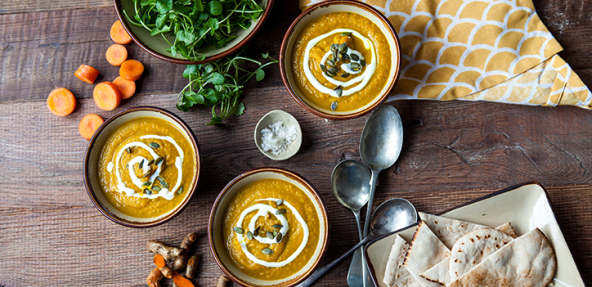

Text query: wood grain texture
(0, 0), (112, 14)
(1, 0), (592, 286)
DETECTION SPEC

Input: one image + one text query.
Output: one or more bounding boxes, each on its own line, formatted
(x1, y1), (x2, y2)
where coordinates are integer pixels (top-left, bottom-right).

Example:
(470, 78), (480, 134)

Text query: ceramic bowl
(254, 110), (302, 161)
(113, 0), (274, 64)
(208, 168), (329, 287)
(279, 0), (401, 120)
(83, 106), (201, 228)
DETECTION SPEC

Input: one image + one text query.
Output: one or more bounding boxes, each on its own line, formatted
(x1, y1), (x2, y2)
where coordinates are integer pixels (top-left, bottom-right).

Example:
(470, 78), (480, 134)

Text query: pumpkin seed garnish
(339, 43), (347, 53)
(148, 142), (160, 149)
(147, 159), (154, 166)
(326, 71), (336, 78)
(331, 101), (338, 111)
(334, 85), (343, 98)
(276, 209), (287, 215)
(152, 186), (162, 192)
(272, 224), (283, 229)
(276, 233), (283, 243)
(177, 186), (183, 195)
(246, 231), (253, 240)
(141, 181), (151, 187)
(330, 43), (337, 52)
(254, 226), (261, 235)
(144, 188), (152, 195)
(266, 231), (274, 239)
(333, 49), (338, 61)
(320, 64), (327, 73)
(350, 62), (361, 71)
(337, 53), (344, 62)
(326, 59), (335, 67)
(154, 156), (164, 165)
(350, 53), (360, 61)
(343, 53), (350, 61)
(157, 176), (165, 182)
(262, 248), (274, 255)
(360, 59), (366, 67)
(142, 171), (151, 178)
(341, 73), (350, 78)
(273, 231), (278, 237)
(139, 159), (144, 169)
(276, 199), (283, 206)
(328, 67), (339, 74)
(233, 227), (244, 234)
(340, 31), (352, 36)
(126, 164), (129, 169)
(126, 147), (131, 154)
(160, 180), (169, 189)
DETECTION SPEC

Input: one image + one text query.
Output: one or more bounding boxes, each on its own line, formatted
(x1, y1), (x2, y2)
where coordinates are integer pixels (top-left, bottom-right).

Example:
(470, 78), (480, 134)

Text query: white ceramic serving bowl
(113, 0), (274, 64)
(83, 107), (202, 228)
(208, 168), (329, 287)
(254, 110), (302, 161)
(280, 0), (401, 120)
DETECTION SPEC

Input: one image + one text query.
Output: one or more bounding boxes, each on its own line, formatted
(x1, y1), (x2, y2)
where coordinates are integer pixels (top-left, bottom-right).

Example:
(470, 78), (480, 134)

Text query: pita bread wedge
(404, 221), (451, 287)
(449, 228), (514, 281)
(418, 212), (489, 249)
(420, 258), (451, 286)
(383, 234), (422, 287)
(495, 222), (517, 238)
(449, 228), (556, 287)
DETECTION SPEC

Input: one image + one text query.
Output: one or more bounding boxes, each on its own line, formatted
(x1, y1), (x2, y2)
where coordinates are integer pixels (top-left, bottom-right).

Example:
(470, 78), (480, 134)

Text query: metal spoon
(331, 160), (372, 287)
(297, 198), (417, 287)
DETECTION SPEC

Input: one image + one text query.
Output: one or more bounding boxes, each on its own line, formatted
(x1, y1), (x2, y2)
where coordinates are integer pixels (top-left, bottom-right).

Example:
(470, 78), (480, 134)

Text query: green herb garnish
(124, 0), (264, 61)
(176, 48), (277, 124)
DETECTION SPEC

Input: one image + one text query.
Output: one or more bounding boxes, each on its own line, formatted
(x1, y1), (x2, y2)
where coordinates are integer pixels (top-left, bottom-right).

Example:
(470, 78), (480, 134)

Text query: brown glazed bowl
(113, 0), (275, 64)
(83, 107), (201, 228)
(208, 168), (330, 286)
(280, 0), (401, 120)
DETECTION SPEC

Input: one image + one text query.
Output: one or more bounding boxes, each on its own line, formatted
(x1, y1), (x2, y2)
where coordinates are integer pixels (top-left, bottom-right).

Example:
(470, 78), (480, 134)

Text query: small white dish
(364, 183), (585, 287)
(254, 110), (302, 161)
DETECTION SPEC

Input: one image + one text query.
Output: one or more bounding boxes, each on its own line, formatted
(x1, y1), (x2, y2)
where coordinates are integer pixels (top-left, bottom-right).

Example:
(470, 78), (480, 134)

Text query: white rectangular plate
(364, 183), (585, 287)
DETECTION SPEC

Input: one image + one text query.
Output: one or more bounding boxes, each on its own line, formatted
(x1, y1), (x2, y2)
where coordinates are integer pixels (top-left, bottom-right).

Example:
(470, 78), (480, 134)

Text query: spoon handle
(297, 236), (371, 287)
(362, 169), (380, 237)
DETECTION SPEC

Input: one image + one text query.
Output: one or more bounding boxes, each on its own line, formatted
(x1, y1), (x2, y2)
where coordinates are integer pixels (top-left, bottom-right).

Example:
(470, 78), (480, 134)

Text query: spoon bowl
(332, 160), (372, 213)
(360, 105), (404, 171)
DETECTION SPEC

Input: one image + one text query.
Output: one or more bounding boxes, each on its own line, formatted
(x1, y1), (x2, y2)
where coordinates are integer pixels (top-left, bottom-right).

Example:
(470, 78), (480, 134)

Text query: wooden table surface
(1, 0), (592, 286)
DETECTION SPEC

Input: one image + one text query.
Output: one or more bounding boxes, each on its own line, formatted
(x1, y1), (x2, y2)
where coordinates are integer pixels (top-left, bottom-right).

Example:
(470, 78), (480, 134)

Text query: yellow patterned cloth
(299, 0), (592, 108)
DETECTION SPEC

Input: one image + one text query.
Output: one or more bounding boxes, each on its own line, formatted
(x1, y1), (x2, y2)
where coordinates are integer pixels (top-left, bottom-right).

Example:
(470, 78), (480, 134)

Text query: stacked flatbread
(383, 212), (556, 287)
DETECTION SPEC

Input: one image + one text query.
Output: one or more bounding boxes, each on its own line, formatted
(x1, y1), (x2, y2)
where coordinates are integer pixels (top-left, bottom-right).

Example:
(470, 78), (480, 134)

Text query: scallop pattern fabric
(299, 0), (592, 109)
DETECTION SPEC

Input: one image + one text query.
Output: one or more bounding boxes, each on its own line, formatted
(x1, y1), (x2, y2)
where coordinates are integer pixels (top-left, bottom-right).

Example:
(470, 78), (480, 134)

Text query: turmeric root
(217, 275), (231, 287)
(172, 271), (195, 287)
(172, 233), (197, 271)
(153, 254), (173, 279)
(185, 255), (199, 279)
(146, 267), (164, 287)
(147, 240), (183, 261)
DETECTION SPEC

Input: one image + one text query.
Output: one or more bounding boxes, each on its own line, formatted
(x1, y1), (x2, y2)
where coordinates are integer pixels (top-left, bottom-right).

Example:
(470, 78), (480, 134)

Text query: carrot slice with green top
(47, 88), (76, 116)
(79, 114), (104, 140)
(93, 82), (122, 111)
(105, 44), (128, 67)
(74, 64), (100, 84)
(119, 59), (144, 81)
(110, 20), (132, 45)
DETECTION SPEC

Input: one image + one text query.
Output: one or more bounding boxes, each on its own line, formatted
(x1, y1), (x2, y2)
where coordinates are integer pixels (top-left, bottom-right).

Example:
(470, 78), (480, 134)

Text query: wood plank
(0, 0), (112, 14)
(2, 0), (592, 104)
(0, 95), (591, 285)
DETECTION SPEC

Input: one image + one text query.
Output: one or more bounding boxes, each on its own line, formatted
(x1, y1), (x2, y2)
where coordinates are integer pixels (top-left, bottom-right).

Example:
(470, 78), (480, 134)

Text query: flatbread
(495, 222), (517, 238)
(449, 228), (514, 281)
(404, 221), (451, 287)
(449, 228), (556, 287)
(383, 234), (422, 287)
(419, 258), (451, 286)
(418, 212), (489, 249)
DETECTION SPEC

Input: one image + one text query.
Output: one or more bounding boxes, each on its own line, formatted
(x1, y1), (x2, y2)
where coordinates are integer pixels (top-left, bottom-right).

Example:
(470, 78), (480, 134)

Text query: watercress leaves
(176, 48), (278, 124)
(156, 0), (173, 14)
(208, 1), (223, 16)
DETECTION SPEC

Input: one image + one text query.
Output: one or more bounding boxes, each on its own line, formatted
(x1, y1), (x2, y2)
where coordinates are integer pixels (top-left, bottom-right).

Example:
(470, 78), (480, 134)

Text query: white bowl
(254, 110), (302, 161)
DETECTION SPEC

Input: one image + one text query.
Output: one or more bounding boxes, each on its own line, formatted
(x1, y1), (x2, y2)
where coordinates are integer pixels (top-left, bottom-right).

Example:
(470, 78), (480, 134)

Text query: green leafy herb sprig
(177, 49), (278, 125)
(124, 0), (264, 61)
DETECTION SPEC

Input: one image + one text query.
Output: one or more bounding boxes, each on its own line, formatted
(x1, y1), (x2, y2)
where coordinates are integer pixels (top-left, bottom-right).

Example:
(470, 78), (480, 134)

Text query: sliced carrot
(47, 88), (76, 116)
(119, 59), (144, 81)
(74, 64), (100, 84)
(105, 44), (128, 66)
(110, 20), (132, 45)
(93, 82), (122, 111)
(112, 76), (136, 99)
(79, 114), (104, 140)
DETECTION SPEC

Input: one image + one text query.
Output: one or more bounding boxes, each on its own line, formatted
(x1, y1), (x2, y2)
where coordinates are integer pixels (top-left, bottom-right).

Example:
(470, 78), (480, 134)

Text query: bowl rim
(208, 167), (330, 287)
(279, 0), (402, 120)
(83, 106), (202, 228)
(112, 0), (275, 65)
(253, 110), (303, 161)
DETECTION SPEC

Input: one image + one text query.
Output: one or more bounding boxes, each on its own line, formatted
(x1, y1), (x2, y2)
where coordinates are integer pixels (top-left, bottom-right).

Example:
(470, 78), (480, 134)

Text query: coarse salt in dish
(260, 122), (298, 155)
